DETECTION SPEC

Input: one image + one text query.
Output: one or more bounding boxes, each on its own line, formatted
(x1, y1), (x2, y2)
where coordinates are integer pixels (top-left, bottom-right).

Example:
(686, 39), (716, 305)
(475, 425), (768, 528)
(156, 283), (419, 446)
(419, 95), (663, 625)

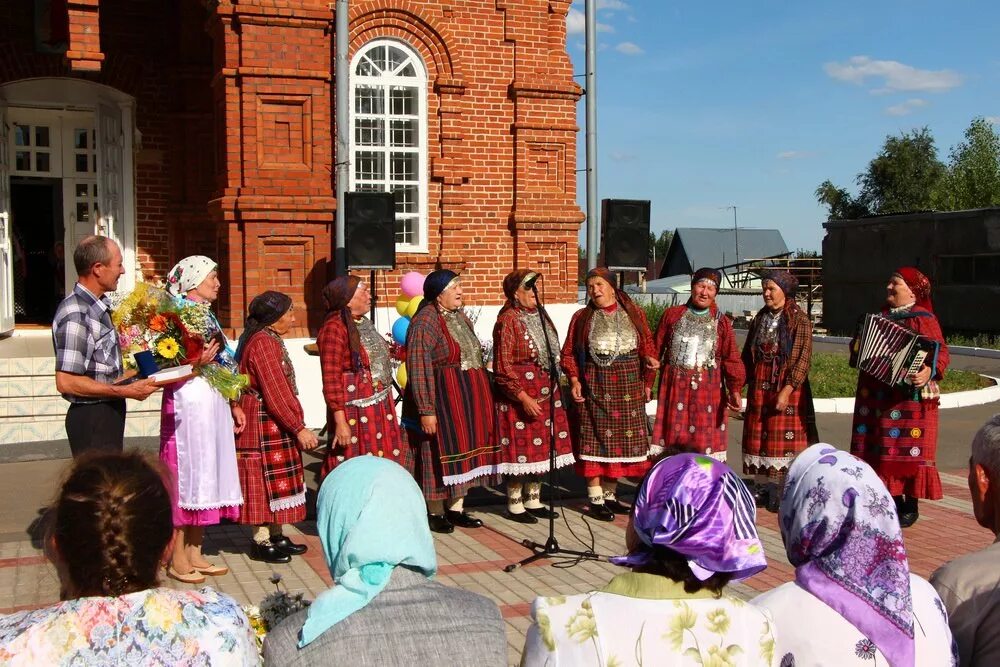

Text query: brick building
(0, 0), (583, 335)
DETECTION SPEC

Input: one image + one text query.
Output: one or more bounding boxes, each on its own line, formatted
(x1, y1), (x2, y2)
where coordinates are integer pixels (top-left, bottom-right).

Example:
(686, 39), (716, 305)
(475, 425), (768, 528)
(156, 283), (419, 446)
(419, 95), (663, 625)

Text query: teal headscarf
(298, 457), (437, 647)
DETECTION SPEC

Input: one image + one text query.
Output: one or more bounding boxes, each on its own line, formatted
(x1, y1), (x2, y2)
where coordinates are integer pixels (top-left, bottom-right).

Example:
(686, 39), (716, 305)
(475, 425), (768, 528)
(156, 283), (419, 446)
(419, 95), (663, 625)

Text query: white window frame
(349, 39), (429, 254)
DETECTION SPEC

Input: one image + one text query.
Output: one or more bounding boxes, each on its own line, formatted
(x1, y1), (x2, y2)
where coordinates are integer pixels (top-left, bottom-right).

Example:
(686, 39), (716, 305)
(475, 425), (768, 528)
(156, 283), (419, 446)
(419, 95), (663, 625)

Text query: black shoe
(270, 534), (308, 556)
(526, 506), (559, 520)
(604, 498), (632, 515)
(428, 513), (454, 534)
(765, 486), (781, 514)
(587, 502), (615, 522)
(898, 496), (919, 528)
(445, 510), (484, 528)
(753, 483), (770, 508)
(249, 541), (292, 564)
(503, 509), (539, 524)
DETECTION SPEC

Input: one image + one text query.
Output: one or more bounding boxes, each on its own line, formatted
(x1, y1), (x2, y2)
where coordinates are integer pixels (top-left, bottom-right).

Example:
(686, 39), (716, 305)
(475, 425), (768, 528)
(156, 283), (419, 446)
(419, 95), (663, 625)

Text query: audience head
(48, 452), (173, 599)
(970, 414), (1000, 532)
(300, 457), (436, 647)
(611, 454), (766, 595)
(781, 444), (914, 667)
(73, 236), (124, 294)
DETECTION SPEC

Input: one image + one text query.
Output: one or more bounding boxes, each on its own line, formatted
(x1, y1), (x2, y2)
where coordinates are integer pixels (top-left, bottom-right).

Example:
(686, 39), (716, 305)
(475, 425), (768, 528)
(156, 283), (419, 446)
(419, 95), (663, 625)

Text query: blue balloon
(392, 317), (410, 345)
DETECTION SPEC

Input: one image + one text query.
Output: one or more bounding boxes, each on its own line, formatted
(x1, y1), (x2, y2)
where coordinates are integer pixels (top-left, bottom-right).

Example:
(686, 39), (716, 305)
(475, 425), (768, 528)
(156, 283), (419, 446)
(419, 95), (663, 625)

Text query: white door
(61, 114), (98, 297)
(97, 102), (132, 293)
(0, 104), (14, 334)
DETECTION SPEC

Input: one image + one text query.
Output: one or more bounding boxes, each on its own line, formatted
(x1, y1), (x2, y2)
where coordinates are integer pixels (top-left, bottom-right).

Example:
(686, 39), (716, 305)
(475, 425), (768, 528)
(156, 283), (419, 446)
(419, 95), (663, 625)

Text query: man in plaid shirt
(53, 236), (157, 456)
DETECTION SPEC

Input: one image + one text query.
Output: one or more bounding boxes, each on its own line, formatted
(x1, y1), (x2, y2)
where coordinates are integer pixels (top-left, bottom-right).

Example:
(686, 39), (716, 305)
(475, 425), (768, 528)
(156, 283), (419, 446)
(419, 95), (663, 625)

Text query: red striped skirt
(741, 361), (819, 482)
(433, 365), (501, 485)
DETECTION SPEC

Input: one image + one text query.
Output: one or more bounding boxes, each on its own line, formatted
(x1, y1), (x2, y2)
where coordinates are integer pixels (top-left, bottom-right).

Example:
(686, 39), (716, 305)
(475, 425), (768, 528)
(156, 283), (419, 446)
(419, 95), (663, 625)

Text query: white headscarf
(166, 256), (217, 297)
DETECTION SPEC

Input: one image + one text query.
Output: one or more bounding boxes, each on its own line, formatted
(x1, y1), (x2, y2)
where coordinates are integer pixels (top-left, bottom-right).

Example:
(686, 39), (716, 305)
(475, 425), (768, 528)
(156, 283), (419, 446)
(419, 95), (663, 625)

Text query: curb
(645, 376), (1000, 416)
(813, 335), (1000, 360)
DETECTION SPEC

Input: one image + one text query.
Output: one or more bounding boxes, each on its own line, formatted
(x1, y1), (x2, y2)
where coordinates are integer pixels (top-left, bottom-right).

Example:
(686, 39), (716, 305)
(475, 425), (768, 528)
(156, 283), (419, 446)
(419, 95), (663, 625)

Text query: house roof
(659, 227), (789, 278)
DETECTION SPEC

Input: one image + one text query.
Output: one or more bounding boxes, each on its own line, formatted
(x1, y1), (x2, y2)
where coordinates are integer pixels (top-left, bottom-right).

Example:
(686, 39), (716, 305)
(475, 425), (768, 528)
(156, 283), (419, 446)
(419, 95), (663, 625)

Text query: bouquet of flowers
(113, 282), (250, 399)
(243, 574), (312, 654)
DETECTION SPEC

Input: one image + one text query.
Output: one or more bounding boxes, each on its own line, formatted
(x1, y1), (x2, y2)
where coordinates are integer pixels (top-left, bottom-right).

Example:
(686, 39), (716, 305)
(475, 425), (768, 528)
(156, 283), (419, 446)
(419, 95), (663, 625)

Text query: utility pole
(585, 0), (598, 271)
(334, 0), (349, 276)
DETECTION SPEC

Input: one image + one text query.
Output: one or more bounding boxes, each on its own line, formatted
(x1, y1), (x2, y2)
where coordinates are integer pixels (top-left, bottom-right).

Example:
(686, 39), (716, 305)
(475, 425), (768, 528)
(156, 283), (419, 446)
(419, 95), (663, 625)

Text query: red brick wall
(3, 0), (582, 332)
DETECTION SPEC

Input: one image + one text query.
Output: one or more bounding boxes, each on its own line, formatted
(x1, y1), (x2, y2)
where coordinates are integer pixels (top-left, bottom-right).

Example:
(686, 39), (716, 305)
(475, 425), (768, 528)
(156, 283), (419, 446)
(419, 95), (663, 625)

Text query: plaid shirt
(52, 283), (123, 403)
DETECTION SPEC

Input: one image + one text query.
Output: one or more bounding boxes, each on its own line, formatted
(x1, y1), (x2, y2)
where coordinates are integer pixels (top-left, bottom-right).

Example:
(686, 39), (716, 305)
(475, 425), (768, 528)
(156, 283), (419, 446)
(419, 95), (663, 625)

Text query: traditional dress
(318, 308), (408, 478)
(402, 302), (500, 500)
(849, 279), (949, 501)
(235, 328), (307, 526)
(752, 444), (956, 667)
(493, 305), (574, 477)
(561, 301), (656, 479)
(159, 268), (242, 527)
(741, 300), (819, 483)
(651, 304), (744, 462)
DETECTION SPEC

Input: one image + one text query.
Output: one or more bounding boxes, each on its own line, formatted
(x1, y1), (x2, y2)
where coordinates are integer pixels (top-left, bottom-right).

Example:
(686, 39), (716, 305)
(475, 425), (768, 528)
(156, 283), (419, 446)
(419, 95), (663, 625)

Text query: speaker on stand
(601, 199), (651, 284)
(345, 191), (397, 272)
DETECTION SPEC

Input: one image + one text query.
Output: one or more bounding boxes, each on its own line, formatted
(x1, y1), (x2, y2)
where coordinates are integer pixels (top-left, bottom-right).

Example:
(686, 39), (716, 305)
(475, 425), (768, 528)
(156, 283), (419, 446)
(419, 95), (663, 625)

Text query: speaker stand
(369, 268), (377, 322)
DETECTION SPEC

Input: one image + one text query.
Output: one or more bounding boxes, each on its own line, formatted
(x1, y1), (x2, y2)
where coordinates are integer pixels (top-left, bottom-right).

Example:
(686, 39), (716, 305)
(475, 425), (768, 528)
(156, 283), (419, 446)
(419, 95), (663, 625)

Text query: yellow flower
(706, 608), (731, 635)
(536, 610), (556, 652)
(565, 601), (597, 644)
(665, 602), (697, 650)
(156, 336), (180, 359)
(143, 592), (183, 631)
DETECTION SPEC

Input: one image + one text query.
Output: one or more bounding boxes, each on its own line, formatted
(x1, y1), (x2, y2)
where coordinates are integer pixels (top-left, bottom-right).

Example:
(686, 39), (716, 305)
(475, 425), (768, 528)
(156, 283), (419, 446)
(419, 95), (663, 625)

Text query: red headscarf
(578, 267), (647, 348)
(893, 267), (933, 312)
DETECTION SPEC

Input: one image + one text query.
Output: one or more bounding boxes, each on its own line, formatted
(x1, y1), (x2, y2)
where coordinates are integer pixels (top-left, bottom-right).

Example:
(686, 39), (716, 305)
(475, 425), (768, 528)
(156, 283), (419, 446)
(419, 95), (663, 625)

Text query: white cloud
(566, 8), (614, 35)
(776, 150), (815, 160)
(987, 116), (1000, 125)
(610, 151), (637, 162)
(615, 41), (643, 56)
(824, 56), (963, 94)
(884, 98), (928, 116)
(597, 0), (630, 9)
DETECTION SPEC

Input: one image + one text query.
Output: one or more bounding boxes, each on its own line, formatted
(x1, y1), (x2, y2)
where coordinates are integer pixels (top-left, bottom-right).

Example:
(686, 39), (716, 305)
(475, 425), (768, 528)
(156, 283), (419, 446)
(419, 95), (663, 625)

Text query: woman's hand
(775, 385), (794, 413)
(727, 392), (743, 412)
(231, 404), (246, 434)
(569, 378), (585, 403)
(196, 340), (220, 368)
(333, 420), (352, 447)
(420, 415), (438, 435)
(519, 392), (542, 419)
(644, 356), (660, 372)
(909, 365), (933, 388)
(296, 428), (320, 451)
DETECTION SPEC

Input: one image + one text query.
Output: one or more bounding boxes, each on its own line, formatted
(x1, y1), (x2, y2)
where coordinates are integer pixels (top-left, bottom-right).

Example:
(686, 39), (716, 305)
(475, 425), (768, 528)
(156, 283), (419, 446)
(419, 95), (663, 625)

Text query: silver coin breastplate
(669, 309), (718, 371)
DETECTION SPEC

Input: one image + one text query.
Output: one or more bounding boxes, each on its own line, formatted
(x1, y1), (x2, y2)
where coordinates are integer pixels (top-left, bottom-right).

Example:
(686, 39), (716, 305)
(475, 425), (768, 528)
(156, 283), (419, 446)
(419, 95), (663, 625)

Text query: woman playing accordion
(849, 267), (949, 528)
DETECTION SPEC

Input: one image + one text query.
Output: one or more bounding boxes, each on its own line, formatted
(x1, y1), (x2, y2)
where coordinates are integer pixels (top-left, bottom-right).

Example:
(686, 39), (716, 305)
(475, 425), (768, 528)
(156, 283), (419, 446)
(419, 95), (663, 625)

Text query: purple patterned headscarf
(611, 454), (766, 581)
(781, 444), (913, 667)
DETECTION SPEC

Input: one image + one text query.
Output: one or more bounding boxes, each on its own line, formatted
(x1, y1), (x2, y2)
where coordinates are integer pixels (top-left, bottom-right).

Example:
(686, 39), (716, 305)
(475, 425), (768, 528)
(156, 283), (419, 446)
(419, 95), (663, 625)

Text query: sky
(567, 0), (1000, 253)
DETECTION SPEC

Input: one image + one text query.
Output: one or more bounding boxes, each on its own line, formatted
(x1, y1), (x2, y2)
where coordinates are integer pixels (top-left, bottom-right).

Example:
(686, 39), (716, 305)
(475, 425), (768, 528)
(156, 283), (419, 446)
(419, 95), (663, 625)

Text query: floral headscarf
(780, 444), (914, 667)
(166, 256), (217, 297)
(611, 454), (767, 582)
(893, 267), (933, 313)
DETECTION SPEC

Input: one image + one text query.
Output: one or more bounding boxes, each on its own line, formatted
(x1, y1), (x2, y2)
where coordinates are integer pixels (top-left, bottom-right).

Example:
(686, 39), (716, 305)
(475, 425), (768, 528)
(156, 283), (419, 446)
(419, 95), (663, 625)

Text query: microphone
(523, 272), (541, 291)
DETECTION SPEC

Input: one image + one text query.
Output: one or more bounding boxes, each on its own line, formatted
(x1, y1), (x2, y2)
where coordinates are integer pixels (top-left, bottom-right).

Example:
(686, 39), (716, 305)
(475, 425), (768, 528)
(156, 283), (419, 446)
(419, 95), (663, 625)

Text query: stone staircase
(0, 332), (161, 449)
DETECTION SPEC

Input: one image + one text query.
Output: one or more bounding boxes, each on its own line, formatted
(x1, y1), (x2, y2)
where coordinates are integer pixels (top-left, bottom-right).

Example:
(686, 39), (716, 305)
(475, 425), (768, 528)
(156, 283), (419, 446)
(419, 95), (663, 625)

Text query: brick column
(65, 0), (104, 71)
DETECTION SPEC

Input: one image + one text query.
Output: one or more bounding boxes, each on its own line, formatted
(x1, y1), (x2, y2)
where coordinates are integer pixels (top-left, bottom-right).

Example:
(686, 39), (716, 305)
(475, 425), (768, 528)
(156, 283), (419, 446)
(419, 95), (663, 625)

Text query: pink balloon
(400, 271), (426, 298)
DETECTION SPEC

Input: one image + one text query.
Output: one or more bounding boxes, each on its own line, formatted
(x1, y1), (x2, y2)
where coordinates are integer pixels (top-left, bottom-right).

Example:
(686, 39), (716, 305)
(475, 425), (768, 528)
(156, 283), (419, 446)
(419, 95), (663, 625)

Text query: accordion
(850, 314), (939, 387)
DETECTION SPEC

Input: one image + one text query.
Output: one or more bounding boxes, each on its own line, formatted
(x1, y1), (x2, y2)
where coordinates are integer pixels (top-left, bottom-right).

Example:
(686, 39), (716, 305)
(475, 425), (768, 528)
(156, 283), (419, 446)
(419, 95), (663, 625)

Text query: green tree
(936, 117), (1000, 210)
(815, 180), (870, 220)
(857, 127), (945, 214)
(648, 229), (673, 260)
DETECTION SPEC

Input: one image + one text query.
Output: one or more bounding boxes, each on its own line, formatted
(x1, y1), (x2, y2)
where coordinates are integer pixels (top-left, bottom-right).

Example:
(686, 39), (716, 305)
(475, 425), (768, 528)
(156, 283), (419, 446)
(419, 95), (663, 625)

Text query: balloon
(396, 362), (407, 389)
(404, 295), (423, 318)
(395, 295), (410, 316)
(391, 317), (410, 345)
(400, 271), (425, 298)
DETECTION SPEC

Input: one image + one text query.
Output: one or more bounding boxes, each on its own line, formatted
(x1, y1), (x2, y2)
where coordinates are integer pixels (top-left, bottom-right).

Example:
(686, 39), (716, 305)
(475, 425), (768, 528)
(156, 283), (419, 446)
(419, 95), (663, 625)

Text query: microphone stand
(505, 282), (602, 571)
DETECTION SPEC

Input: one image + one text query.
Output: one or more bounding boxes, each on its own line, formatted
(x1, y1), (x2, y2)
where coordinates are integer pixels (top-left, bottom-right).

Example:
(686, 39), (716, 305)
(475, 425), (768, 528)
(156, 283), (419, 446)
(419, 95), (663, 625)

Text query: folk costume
(650, 268), (744, 462)
(741, 270), (819, 493)
(492, 270), (574, 522)
(234, 291), (310, 563)
(317, 276), (408, 479)
(561, 267), (656, 520)
(850, 267), (949, 525)
(401, 270), (500, 532)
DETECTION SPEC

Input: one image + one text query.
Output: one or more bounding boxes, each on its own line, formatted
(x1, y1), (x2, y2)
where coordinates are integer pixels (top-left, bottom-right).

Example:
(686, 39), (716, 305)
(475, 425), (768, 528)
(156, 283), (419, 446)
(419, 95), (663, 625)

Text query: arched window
(349, 40), (428, 252)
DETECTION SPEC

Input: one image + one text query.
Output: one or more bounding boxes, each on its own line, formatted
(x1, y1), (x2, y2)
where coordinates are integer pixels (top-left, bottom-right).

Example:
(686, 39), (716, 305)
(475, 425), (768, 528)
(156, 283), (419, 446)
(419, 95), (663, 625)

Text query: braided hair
(50, 452), (173, 598)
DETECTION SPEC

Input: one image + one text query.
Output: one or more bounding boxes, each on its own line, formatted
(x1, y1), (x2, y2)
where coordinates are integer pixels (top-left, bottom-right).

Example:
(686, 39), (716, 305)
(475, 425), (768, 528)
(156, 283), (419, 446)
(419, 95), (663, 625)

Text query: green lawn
(808, 352), (993, 399)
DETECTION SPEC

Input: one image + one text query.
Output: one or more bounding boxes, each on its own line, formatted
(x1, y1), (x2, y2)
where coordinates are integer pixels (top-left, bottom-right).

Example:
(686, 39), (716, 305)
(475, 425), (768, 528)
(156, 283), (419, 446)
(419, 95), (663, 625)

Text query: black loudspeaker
(602, 199), (650, 271)
(345, 191), (396, 270)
